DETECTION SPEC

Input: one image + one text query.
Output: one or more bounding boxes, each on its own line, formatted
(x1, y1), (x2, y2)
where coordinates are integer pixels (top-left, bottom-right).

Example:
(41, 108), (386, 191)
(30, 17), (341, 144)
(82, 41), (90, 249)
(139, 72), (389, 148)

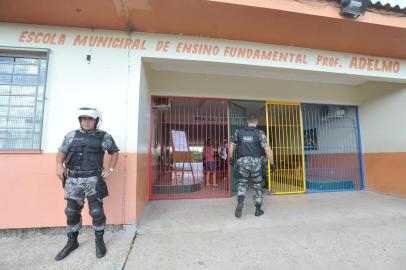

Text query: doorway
(266, 101), (306, 194)
(150, 96), (230, 199)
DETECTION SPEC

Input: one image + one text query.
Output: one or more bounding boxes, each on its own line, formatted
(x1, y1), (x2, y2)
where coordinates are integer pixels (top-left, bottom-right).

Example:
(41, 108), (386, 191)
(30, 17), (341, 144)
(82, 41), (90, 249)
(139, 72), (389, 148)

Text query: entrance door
(301, 104), (363, 192)
(150, 96), (229, 199)
(266, 101), (306, 194)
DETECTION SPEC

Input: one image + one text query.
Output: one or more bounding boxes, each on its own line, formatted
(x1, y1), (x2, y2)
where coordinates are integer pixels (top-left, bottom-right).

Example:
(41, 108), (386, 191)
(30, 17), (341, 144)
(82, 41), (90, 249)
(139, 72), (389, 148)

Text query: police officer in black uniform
(230, 114), (276, 218)
(55, 106), (119, 260)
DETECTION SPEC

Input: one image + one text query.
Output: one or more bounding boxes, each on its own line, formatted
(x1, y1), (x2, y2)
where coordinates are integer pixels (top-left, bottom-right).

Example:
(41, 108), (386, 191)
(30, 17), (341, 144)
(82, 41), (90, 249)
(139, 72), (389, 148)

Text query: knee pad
(65, 199), (82, 225)
(253, 182), (263, 191)
(88, 199), (106, 226)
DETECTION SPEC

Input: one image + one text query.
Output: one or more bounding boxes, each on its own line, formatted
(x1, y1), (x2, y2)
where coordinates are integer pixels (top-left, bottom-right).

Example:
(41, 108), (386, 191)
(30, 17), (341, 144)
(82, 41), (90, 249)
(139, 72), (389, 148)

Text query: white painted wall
(0, 23), (143, 153)
(358, 82), (406, 153)
(2, 22), (406, 156)
(137, 64), (151, 154)
(149, 70), (361, 104)
(303, 106), (359, 154)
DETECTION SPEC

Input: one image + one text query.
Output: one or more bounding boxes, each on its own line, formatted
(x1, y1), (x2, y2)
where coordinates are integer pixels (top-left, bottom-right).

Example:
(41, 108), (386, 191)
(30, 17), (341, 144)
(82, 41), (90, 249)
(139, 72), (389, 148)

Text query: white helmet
(77, 106), (102, 129)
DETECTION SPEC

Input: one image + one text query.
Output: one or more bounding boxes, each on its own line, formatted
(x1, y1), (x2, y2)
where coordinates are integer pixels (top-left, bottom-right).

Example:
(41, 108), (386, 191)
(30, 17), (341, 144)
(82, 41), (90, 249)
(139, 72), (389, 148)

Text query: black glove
(271, 163), (276, 172)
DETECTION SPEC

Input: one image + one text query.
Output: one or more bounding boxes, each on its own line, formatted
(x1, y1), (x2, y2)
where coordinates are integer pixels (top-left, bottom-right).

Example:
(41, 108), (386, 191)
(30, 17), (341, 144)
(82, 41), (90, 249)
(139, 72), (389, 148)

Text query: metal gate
(266, 101), (306, 194)
(150, 96), (230, 199)
(301, 104), (363, 192)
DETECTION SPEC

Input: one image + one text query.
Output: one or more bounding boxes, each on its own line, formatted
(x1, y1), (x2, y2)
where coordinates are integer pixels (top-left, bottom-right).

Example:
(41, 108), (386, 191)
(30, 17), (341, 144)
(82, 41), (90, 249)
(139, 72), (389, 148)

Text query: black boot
(235, 195), (245, 218)
(255, 204), (264, 217)
(55, 231), (79, 261)
(95, 230), (107, 258)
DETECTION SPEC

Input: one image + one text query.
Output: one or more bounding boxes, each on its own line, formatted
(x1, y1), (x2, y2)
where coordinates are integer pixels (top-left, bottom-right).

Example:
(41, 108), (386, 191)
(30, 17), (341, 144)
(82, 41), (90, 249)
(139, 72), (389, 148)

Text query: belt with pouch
(67, 170), (101, 178)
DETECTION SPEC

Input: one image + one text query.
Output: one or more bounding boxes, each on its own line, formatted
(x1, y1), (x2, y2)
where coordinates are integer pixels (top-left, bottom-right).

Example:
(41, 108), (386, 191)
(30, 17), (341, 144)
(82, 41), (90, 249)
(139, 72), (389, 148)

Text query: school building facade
(1, 0), (406, 230)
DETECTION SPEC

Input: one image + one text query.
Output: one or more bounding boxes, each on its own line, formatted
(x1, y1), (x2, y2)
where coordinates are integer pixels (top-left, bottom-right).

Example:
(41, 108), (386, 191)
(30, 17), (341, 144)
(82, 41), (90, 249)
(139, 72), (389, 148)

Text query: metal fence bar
(266, 102), (305, 194)
(302, 104), (362, 192)
(150, 97), (229, 199)
(356, 107), (365, 189)
(287, 105), (293, 193)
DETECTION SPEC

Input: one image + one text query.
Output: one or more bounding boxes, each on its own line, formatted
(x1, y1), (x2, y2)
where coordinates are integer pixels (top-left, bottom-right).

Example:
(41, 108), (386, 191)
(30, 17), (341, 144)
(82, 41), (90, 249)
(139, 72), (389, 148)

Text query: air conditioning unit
(153, 98), (171, 110)
(320, 106), (345, 120)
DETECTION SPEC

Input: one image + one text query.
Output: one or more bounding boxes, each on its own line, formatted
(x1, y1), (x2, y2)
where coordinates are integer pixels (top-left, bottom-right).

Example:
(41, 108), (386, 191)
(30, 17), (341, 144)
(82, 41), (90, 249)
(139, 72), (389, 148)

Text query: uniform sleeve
(230, 129), (238, 145)
(258, 130), (269, 148)
(102, 133), (120, 154)
(57, 131), (76, 153)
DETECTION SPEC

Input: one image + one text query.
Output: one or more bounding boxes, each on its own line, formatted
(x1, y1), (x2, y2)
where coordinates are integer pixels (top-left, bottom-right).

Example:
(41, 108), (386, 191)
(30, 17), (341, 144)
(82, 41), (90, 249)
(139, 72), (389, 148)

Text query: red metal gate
(149, 96), (230, 199)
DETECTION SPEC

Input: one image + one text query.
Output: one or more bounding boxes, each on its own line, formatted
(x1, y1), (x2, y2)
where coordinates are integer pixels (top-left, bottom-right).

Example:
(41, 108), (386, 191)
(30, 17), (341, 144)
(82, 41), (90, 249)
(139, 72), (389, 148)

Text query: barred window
(0, 48), (49, 150)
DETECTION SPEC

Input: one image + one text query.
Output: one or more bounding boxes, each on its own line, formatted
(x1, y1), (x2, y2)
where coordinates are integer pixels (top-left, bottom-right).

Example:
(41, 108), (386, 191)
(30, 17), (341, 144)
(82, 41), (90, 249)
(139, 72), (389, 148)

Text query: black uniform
(231, 127), (269, 206)
(58, 129), (119, 233)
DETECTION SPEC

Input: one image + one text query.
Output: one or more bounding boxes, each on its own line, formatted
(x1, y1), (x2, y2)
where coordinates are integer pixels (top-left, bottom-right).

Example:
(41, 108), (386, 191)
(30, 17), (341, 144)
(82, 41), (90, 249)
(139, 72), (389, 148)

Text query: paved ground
(127, 190), (406, 270)
(0, 227), (135, 270)
(2, 190), (406, 269)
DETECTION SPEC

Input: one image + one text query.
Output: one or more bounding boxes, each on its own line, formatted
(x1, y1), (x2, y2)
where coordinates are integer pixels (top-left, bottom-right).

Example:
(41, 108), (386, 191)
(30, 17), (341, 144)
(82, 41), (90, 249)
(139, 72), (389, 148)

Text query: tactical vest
(65, 130), (106, 171)
(237, 127), (262, 158)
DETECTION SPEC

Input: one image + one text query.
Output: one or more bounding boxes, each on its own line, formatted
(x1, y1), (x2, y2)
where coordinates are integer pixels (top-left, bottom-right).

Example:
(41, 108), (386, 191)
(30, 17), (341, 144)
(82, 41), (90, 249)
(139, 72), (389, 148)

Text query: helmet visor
(78, 107), (99, 119)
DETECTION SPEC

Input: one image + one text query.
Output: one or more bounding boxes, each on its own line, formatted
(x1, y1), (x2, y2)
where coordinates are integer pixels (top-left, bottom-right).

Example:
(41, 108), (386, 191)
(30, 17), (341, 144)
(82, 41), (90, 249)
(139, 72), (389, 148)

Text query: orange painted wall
(4, 151), (406, 229)
(0, 153), (144, 230)
(364, 153), (406, 197)
(302, 152), (406, 196)
(278, 152), (406, 195)
(306, 153), (362, 180)
(136, 153), (149, 221)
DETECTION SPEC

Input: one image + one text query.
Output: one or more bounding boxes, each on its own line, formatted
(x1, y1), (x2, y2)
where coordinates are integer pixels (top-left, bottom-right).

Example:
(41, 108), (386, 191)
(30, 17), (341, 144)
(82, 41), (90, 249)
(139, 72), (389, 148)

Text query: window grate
(0, 49), (48, 150)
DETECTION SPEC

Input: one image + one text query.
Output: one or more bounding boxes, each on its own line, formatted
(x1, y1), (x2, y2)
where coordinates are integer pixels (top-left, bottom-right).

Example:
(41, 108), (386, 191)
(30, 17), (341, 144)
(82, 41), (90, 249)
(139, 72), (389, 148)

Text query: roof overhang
(1, 0), (406, 59)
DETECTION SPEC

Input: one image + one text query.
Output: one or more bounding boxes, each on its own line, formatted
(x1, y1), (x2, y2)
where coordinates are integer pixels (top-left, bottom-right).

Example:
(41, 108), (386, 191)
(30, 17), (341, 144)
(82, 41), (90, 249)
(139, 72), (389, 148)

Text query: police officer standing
(229, 114), (276, 218)
(55, 107), (119, 260)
